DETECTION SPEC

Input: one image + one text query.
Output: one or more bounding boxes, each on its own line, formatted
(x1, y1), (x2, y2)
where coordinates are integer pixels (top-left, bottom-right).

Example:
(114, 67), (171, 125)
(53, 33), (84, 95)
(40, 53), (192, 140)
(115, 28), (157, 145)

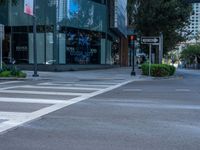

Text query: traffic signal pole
(130, 35), (136, 76)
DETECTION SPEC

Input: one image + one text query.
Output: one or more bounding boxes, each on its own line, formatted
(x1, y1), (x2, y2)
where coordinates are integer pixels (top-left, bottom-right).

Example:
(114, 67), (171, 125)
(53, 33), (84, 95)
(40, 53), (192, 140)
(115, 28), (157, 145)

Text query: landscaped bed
(0, 64), (26, 78)
(141, 64), (176, 77)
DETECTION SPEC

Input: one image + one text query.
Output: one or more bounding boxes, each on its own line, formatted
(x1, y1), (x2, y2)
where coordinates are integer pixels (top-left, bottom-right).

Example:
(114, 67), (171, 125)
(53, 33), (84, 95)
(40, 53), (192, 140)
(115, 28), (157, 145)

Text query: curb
(0, 77), (28, 81)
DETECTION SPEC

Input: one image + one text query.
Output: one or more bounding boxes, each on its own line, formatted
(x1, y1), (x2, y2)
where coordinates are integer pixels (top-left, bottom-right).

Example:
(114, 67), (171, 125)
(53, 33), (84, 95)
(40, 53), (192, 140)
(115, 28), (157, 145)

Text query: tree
(180, 44), (200, 68)
(0, 0), (17, 5)
(127, 0), (192, 53)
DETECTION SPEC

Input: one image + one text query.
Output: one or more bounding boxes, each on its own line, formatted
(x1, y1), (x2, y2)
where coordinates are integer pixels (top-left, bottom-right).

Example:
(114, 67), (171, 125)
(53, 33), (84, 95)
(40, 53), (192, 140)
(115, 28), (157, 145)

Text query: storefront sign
(16, 46), (28, 52)
(24, 0), (34, 16)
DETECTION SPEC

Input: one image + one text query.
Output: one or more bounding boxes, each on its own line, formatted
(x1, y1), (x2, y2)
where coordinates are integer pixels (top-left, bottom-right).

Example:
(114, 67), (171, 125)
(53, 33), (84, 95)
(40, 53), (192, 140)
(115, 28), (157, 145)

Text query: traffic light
(130, 35), (136, 41)
(129, 35), (136, 49)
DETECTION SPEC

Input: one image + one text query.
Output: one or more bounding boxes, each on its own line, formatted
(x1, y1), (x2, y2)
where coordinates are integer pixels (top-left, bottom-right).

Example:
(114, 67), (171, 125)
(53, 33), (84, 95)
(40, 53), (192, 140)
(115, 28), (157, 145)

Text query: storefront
(0, 0), (128, 69)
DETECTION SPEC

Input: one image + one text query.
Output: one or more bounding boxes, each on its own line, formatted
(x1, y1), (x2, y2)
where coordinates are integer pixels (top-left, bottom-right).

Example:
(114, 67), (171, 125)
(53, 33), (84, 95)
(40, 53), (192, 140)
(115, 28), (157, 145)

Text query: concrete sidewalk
(25, 67), (146, 82)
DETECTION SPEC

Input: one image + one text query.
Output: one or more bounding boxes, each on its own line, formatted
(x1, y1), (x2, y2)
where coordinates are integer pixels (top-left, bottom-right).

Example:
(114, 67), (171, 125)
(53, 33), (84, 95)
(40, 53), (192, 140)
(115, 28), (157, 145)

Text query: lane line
(123, 89), (143, 92)
(0, 79), (133, 134)
(175, 89), (191, 92)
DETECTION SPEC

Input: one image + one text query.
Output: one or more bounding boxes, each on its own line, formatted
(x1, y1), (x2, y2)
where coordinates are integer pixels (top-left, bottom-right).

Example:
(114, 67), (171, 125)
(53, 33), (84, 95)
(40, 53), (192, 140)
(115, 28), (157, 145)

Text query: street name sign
(141, 36), (160, 44)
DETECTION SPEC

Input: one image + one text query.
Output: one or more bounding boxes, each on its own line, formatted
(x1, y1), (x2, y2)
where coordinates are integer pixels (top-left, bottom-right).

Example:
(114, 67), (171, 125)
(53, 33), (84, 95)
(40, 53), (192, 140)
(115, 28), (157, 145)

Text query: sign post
(0, 24), (4, 70)
(149, 44), (152, 76)
(141, 36), (160, 76)
(159, 32), (163, 64)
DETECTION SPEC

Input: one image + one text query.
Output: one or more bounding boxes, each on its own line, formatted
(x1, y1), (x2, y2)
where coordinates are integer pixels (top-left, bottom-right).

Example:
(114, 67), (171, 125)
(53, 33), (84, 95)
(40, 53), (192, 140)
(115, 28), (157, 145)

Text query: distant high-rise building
(187, 3), (200, 37)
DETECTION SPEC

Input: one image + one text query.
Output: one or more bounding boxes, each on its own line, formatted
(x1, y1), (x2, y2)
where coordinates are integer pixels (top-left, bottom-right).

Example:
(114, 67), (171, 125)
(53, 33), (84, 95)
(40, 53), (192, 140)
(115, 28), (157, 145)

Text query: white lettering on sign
(141, 36), (160, 44)
(16, 46), (28, 51)
(142, 38), (159, 43)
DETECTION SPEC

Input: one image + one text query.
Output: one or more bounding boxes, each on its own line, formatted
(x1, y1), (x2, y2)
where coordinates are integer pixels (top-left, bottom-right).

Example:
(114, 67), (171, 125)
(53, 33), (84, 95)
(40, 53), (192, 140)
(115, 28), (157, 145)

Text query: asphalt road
(0, 69), (199, 150)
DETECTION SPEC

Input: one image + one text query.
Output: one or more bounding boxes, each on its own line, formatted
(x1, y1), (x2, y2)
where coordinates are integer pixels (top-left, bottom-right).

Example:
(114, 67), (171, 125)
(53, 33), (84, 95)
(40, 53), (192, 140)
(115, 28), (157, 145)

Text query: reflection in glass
(66, 28), (101, 64)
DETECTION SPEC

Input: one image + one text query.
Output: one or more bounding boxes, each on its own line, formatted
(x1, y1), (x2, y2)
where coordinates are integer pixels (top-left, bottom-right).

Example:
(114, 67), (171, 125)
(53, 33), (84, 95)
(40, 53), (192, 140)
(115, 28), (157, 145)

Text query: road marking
(123, 89), (143, 92)
(20, 85), (102, 91)
(38, 82), (110, 88)
(0, 81), (22, 85)
(0, 86), (24, 90)
(0, 112), (29, 120)
(0, 90), (88, 96)
(0, 97), (67, 104)
(175, 89), (191, 92)
(0, 79), (133, 134)
(54, 81), (117, 85)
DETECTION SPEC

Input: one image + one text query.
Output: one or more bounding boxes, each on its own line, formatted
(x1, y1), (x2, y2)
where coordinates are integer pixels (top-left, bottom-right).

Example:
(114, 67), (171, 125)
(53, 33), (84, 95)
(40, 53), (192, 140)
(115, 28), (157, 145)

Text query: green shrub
(0, 71), (11, 77)
(17, 72), (27, 78)
(0, 64), (26, 78)
(0, 62), (9, 72)
(141, 64), (176, 77)
(10, 66), (20, 76)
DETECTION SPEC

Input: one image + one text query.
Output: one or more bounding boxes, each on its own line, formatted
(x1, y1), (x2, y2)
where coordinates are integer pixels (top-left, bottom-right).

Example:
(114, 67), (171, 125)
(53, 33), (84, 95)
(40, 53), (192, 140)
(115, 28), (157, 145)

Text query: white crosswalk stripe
(0, 79), (132, 134)
(0, 81), (23, 85)
(19, 85), (102, 91)
(0, 90), (88, 96)
(38, 82), (112, 88)
(0, 97), (67, 104)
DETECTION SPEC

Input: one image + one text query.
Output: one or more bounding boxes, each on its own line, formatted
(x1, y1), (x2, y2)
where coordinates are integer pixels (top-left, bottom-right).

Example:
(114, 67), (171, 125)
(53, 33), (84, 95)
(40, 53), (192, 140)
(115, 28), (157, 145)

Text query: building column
(120, 37), (128, 66)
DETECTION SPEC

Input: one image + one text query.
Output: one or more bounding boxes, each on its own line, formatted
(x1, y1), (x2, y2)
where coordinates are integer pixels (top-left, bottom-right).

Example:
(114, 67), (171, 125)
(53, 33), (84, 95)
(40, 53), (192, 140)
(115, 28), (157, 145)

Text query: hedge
(0, 63), (26, 78)
(141, 64), (176, 77)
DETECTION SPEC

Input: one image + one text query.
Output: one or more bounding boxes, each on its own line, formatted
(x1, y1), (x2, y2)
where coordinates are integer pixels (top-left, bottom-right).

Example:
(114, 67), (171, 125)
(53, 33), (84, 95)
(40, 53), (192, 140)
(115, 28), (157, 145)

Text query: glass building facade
(0, 0), (127, 67)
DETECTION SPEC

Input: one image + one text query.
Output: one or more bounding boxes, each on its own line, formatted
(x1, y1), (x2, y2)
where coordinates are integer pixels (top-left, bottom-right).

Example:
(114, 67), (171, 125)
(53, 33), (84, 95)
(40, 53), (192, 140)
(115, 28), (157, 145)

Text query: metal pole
(129, 49), (132, 66)
(0, 37), (2, 70)
(32, 0), (39, 77)
(159, 32), (163, 64)
(131, 40), (136, 76)
(105, 0), (108, 64)
(149, 44), (152, 76)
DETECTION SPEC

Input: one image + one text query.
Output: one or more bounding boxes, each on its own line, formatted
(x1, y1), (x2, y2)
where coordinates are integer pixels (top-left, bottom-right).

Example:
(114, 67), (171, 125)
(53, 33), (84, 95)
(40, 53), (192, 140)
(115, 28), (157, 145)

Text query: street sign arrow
(141, 36), (160, 44)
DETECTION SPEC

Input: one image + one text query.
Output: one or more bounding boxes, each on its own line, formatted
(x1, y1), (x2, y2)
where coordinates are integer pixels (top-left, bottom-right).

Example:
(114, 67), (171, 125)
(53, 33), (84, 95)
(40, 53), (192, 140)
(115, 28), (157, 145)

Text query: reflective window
(65, 28), (101, 64)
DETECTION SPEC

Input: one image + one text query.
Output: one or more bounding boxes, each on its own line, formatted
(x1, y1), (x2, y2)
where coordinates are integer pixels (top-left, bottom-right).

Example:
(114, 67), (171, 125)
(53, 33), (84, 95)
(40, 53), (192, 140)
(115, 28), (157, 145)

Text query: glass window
(58, 0), (106, 32)
(65, 28), (101, 64)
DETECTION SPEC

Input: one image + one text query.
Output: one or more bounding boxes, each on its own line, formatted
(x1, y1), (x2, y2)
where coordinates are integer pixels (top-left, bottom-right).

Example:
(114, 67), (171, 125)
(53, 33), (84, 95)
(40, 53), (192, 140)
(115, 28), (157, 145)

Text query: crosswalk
(0, 79), (132, 134)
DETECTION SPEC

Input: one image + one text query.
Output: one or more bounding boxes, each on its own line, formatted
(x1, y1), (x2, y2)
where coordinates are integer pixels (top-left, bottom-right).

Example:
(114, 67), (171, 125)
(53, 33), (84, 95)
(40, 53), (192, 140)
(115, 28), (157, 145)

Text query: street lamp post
(32, 0), (39, 77)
